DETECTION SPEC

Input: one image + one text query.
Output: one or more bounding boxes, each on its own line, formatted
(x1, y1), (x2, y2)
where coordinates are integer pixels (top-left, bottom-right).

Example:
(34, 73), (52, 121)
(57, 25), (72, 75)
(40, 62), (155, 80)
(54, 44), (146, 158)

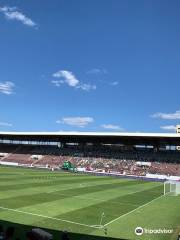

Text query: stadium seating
(0, 143), (179, 176)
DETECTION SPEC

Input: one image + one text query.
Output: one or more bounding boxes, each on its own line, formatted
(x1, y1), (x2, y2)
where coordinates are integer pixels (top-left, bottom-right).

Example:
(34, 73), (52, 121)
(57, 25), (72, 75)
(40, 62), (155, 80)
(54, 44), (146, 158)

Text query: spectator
(61, 231), (70, 240)
(26, 228), (53, 240)
(0, 225), (4, 240)
(5, 227), (15, 240)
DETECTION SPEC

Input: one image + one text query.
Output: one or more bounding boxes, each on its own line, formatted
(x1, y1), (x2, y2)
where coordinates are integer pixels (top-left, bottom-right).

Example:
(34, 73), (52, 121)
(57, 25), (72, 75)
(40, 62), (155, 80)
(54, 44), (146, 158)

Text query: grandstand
(0, 131), (179, 240)
(0, 131), (180, 179)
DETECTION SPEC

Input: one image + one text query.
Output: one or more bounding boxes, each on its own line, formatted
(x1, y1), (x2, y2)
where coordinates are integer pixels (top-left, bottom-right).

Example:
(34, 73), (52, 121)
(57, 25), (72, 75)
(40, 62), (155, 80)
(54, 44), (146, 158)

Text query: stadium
(1, 1), (180, 240)
(0, 130), (179, 240)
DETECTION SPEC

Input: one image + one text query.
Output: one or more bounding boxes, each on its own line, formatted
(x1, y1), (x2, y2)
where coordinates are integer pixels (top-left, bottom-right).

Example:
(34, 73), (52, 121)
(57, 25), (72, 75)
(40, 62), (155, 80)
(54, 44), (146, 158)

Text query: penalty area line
(104, 194), (165, 227)
(0, 206), (101, 229)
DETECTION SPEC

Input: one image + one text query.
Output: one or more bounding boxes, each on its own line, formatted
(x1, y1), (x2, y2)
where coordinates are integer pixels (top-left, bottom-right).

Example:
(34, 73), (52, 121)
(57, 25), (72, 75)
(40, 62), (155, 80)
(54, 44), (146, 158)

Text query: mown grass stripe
(0, 206), (100, 229)
(104, 194), (165, 226)
(0, 179), (149, 209)
(55, 185), (163, 226)
(0, 175), (125, 192)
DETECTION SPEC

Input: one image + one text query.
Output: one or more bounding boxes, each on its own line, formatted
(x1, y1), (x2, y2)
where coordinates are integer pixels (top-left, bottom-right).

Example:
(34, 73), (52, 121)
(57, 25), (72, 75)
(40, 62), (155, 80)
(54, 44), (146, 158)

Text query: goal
(164, 181), (180, 196)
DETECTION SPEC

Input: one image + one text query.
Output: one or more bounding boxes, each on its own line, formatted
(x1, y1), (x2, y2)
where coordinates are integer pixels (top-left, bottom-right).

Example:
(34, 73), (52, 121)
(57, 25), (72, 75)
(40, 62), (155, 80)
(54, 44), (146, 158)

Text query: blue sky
(0, 0), (180, 132)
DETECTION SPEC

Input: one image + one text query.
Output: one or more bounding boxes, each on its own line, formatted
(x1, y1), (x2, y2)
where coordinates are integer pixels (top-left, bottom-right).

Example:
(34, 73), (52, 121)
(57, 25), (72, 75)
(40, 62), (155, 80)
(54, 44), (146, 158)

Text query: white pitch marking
(104, 194), (165, 227)
(0, 206), (101, 229)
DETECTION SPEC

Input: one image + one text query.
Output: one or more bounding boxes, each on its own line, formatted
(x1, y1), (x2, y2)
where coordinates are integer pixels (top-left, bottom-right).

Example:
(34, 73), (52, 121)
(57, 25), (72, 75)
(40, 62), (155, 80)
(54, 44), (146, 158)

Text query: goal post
(164, 181), (180, 196)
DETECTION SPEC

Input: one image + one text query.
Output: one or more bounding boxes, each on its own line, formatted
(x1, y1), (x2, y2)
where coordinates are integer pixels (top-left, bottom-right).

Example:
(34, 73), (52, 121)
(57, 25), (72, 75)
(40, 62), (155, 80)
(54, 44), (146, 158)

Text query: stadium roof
(0, 131), (180, 146)
(0, 131), (180, 137)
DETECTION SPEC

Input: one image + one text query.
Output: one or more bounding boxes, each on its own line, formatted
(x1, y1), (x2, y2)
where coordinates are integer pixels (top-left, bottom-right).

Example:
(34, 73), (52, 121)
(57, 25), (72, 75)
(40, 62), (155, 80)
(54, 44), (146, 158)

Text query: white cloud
(51, 80), (64, 87)
(110, 81), (119, 86)
(101, 124), (124, 131)
(52, 70), (96, 91)
(56, 117), (94, 128)
(77, 83), (96, 91)
(0, 81), (15, 95)
(0, 122), (12, 127)
(160, 125), (176, 131)
(0, 6), (37, 28)
(151, 111), (180, 120)
(87, 68), (107, 74)
(53, 70), (79, 87)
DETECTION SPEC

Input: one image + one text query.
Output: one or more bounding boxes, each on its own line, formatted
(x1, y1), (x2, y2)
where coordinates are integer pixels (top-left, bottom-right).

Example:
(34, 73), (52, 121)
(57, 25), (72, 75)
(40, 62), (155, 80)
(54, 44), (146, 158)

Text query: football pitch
(0, 166), (179, 240)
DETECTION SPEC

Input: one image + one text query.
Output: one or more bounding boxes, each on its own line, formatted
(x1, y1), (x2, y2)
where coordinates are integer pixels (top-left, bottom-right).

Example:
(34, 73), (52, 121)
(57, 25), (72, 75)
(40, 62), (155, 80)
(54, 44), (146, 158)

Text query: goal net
(164, 181), (180, 196)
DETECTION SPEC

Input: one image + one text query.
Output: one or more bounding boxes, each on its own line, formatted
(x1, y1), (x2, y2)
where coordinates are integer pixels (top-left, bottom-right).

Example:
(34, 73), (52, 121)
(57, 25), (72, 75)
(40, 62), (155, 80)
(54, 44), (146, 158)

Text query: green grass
(0, 166), (179, 240)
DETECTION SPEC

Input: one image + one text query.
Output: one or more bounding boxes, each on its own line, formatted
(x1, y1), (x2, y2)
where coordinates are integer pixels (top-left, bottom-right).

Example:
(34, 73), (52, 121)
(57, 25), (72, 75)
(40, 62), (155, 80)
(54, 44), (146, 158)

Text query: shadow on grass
(0, 219), (128, 240)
